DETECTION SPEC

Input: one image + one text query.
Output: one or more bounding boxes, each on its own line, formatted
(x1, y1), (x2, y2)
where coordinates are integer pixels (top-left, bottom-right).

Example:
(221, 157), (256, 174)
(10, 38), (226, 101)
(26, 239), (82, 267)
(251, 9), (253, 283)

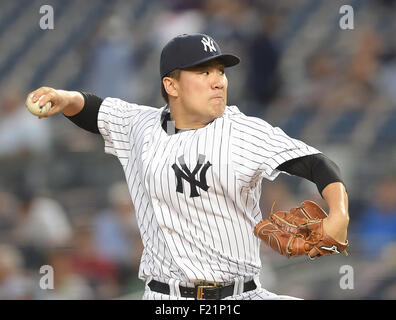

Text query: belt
(147, 279), (257, 300)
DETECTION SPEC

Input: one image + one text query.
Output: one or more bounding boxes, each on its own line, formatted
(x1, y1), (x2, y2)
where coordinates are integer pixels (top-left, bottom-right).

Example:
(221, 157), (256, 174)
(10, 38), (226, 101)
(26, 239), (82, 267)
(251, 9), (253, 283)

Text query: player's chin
(209, 99), (226, 117)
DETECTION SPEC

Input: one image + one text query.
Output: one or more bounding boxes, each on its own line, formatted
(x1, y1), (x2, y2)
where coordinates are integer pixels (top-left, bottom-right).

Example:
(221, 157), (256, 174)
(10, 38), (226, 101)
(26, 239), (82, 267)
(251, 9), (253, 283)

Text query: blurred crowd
(1, 0), (396, 299)
(0, 181), (143, 299)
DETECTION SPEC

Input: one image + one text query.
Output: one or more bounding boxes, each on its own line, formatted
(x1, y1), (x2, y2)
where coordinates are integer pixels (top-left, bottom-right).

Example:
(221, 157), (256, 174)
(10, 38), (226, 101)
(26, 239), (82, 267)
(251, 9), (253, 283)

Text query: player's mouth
(210, 95), (224, 101)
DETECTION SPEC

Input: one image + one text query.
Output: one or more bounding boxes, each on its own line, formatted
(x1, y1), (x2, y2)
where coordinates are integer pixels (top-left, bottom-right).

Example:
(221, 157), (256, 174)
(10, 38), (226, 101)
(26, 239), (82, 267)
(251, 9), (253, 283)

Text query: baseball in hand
(25, 95), (52, 116)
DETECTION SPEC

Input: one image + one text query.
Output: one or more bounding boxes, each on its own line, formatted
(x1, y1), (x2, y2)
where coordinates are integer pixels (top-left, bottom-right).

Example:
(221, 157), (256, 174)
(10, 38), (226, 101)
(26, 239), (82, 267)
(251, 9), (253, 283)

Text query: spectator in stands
(70, 221), (120, 299)
(375, 33), (396, 105)
(93, 181), (143, 294)
(354, 176), (396, 258)
(12, 187), (73, 270)
(321, 29), (381, 110)
(34, 247), (94, 300)
(0, 244), (32, 299)
(0, 191), (19, 244)
(86, 15), (136, 101)
(152, 7), (205, 49)
(0, 84), (51, 158)
(244, 13), (281, 109)
(301, 50), (338, 109)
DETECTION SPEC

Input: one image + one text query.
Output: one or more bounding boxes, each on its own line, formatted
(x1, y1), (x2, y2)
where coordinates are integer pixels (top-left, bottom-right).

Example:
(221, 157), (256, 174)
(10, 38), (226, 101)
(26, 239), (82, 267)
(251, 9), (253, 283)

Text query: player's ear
(162, 77), (179, 99)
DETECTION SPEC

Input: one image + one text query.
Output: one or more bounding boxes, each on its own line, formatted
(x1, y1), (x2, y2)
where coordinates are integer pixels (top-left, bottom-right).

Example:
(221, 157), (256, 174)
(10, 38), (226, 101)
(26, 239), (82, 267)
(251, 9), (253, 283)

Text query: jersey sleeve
(97, 97), (141, 160)
(230, 108), (321, 183)
(258, 125), (321, 180)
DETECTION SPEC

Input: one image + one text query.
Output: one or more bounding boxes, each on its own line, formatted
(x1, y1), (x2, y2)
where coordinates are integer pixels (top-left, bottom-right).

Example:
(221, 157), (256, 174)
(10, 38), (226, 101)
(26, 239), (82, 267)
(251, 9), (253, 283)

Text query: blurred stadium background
(0, 0), (396, 300)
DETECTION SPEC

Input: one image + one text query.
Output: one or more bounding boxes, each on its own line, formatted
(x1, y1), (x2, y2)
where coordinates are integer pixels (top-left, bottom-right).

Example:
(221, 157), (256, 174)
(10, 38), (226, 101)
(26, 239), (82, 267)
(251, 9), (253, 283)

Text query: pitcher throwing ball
(26, 33), (349, 300)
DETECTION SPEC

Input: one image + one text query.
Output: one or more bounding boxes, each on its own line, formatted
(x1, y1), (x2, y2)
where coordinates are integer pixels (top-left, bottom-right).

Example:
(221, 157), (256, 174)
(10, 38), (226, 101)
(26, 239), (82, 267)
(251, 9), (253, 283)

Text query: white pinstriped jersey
(97, 98), (320, 285)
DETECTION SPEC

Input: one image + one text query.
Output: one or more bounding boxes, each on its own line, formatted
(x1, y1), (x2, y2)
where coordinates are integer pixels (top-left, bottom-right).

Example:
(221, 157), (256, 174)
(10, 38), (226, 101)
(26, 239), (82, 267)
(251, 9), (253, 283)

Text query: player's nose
(211, 73), (226, 90)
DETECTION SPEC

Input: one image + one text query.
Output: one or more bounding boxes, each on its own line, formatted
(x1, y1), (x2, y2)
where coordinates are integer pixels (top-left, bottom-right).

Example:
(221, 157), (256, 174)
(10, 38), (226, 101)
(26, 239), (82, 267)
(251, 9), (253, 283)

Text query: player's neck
(168, 104), (209, 130)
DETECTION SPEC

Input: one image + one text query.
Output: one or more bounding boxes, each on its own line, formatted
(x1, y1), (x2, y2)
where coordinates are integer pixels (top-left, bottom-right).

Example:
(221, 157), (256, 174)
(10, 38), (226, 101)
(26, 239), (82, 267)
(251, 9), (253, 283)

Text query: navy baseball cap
(160, 33), (240, 78)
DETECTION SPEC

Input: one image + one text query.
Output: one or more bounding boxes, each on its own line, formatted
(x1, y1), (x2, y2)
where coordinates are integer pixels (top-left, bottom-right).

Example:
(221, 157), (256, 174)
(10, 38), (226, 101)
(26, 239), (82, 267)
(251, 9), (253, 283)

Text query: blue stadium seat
(0, 0), (71, 84)
(326, 109), (364, 143)
(282, 107), (317, 138)
(30, 0), (111, 89)
(375, 112), (396, 144)
(0, 0), (34, 39)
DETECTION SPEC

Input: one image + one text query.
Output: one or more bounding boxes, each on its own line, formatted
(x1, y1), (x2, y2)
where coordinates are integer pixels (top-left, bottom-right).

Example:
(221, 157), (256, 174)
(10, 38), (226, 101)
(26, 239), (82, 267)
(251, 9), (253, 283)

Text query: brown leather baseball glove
(254, 201), (349, 259)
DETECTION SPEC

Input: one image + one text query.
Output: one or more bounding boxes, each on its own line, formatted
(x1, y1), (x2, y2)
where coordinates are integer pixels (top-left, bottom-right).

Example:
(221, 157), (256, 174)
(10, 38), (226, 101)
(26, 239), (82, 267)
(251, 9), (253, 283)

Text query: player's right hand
(26, 87), (84, 118)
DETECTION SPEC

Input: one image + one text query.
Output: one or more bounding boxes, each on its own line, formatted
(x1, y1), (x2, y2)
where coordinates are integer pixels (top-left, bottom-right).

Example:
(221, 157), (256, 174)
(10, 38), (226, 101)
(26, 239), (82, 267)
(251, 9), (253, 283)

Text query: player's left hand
(254, 200), (349, 259)
(308, 214), (348, 259)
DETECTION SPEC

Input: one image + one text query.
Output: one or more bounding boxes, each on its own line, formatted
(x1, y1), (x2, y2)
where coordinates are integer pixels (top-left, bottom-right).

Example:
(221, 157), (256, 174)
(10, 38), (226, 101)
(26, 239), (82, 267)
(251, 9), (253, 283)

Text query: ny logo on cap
(201, 36), (216, 53)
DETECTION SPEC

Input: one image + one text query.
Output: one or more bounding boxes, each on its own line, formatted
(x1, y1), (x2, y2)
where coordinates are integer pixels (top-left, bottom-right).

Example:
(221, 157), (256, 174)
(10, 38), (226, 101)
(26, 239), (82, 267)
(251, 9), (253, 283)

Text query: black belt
(148, 279), (256, 300)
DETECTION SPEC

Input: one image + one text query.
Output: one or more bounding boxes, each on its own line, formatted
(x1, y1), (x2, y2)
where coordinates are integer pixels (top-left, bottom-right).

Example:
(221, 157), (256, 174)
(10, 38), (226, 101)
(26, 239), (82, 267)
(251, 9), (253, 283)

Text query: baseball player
(26, 33), (349, 300)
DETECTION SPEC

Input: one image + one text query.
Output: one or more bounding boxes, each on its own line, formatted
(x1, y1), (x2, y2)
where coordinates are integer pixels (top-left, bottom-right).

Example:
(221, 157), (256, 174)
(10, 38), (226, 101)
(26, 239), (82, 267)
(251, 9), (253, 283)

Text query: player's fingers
(41, 104), (62, 117)
(36, 91), (56, 108)
(29, 86), (52, 103)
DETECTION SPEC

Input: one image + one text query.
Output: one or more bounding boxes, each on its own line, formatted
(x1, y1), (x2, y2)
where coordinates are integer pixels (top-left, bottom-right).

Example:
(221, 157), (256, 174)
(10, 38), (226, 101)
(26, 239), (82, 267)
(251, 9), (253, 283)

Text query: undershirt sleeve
(276, 153), (345, 195)
(64, 92), (103, 134)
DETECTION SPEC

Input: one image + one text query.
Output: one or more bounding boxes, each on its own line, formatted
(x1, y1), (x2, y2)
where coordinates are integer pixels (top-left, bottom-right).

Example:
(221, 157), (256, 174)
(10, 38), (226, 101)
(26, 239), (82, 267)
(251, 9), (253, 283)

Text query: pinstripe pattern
(97, 99), (320, 293)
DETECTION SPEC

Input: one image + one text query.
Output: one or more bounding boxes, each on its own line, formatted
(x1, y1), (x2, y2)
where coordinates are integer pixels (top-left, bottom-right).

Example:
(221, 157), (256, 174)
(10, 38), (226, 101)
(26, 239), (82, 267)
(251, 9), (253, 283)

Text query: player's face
(176, 61), (228, 124)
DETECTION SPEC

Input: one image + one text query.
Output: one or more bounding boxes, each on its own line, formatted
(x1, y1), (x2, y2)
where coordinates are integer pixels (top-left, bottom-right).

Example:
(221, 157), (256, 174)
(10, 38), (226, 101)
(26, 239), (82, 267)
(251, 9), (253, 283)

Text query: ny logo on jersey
(172, 154), (212, 198)
(201, 36), (216, 53)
